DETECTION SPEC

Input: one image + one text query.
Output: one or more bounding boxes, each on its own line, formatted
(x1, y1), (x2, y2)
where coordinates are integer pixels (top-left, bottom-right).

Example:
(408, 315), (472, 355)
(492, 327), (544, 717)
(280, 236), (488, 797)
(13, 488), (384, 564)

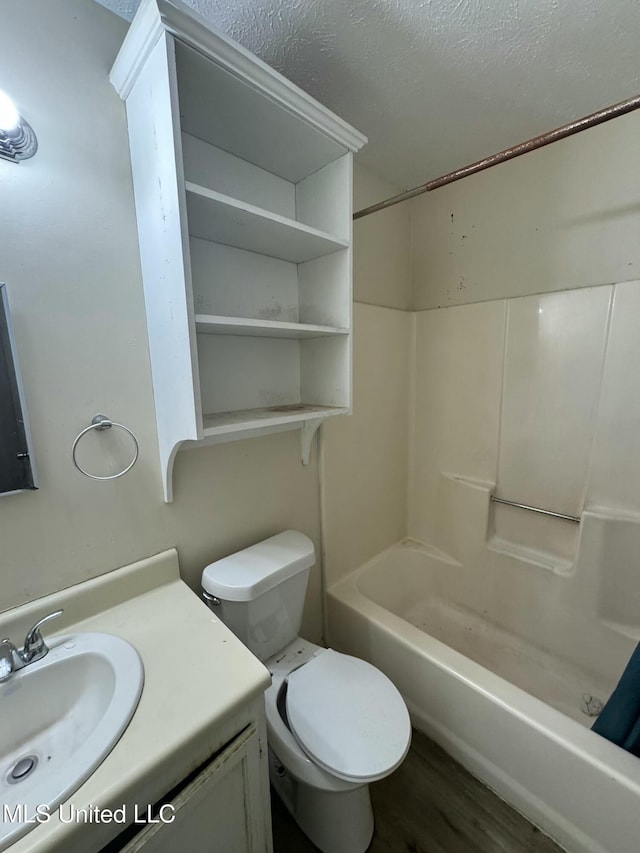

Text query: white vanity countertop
(1, 548), (271, 853)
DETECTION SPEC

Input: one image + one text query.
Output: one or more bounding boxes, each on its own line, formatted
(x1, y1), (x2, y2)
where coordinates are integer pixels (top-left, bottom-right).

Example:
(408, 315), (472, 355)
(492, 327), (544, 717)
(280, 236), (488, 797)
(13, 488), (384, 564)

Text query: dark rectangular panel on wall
(0, 283), (36, 493)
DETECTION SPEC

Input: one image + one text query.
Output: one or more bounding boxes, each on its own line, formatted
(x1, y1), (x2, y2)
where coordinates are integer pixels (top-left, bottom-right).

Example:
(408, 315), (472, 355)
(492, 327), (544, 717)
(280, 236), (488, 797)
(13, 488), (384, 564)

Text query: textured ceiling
(96, 0), (640, 191)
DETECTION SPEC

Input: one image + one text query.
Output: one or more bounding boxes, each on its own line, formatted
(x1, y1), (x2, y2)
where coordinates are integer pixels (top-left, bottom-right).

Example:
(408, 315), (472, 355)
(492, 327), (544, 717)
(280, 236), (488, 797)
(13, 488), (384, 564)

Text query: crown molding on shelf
(110, 0), (367, 154)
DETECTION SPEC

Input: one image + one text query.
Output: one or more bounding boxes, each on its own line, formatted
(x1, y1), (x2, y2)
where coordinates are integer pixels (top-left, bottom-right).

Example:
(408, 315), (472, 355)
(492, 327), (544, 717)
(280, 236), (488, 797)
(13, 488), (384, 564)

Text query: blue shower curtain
(592, 643), (640, 756)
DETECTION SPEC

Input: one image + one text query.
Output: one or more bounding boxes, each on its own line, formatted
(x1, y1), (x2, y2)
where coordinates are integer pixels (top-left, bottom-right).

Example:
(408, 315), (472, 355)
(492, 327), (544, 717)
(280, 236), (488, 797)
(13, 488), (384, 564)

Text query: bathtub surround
(405, 106), (640, 685)
(408, 300), (505, 554)
(323, 112), (640, 595)
(409, 282), (640, 676)
(325, 295), (640, 650)
(492, 287), (611, 566)
(325, 109), (640, 637)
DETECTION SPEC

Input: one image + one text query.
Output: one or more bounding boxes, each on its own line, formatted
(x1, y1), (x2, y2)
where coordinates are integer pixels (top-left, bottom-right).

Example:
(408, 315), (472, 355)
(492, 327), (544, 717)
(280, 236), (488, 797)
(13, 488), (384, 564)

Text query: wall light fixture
(0, 90), (37, 163)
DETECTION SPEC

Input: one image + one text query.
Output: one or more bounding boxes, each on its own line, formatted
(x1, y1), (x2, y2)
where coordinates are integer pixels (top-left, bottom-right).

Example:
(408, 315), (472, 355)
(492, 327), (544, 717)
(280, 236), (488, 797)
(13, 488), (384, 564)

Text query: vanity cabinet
(115, 725), (269, 853)
(111, 0), (366, 500)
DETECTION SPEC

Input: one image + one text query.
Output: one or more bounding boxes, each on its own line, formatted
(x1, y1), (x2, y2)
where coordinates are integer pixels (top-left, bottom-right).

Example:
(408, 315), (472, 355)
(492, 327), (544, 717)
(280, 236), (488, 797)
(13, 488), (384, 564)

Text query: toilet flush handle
(202, 590), (221, 608)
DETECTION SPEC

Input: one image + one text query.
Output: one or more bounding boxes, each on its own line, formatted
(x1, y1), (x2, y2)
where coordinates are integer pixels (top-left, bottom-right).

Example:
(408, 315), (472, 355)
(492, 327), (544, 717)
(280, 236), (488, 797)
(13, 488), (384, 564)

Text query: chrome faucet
(0, 610), (63, 683)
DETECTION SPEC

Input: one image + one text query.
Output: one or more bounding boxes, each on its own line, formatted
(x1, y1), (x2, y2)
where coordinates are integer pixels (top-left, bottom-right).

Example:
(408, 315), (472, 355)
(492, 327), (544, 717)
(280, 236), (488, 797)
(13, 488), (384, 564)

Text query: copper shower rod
(353, 93), (640, 220)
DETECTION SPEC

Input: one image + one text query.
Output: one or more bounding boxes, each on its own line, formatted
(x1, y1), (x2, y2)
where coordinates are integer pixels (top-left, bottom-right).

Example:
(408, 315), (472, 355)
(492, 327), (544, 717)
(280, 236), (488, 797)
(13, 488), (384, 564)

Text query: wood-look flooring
(271, 728), (565, 853)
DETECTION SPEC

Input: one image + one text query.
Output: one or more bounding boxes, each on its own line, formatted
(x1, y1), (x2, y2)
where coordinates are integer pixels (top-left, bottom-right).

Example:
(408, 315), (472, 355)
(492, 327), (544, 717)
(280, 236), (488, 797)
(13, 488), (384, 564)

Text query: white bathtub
(327, 540), (640, 853)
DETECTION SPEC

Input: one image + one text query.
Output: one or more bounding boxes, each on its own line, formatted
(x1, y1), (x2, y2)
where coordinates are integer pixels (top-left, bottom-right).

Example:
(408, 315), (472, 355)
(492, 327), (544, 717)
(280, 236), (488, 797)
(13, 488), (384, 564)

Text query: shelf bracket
(301, 419), (323, 465)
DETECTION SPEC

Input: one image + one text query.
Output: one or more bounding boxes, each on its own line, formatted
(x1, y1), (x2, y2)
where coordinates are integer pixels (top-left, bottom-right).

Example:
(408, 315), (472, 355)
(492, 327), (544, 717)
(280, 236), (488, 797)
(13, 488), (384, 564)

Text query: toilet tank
(201, 530), (315, 662)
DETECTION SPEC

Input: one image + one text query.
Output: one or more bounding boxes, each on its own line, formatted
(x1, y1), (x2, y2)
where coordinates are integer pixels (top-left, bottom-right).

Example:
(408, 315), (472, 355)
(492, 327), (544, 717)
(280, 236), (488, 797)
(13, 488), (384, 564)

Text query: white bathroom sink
(0, 632), (144, 851)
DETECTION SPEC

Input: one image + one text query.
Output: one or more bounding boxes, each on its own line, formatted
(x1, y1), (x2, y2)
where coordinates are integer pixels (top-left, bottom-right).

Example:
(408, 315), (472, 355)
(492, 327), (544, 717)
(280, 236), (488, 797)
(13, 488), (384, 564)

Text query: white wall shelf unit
(111, 0), (366, 501)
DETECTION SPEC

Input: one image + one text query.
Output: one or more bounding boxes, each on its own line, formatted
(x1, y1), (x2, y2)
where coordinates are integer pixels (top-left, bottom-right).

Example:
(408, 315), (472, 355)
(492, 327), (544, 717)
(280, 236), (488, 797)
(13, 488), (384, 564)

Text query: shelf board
(185, 183), (349, 263)
(195, 315), (349, 339)
(202, 404), (347, 437)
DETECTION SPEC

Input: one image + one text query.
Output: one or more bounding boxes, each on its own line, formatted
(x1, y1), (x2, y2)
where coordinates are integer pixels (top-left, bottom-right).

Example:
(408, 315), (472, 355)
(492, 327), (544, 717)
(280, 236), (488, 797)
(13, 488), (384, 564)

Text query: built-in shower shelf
(487, 535), (574, 576)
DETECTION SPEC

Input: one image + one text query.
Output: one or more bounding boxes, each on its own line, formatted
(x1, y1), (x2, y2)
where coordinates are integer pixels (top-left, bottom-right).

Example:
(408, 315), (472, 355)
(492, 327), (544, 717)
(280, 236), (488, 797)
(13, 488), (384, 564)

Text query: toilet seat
(286, 649), (411, 783)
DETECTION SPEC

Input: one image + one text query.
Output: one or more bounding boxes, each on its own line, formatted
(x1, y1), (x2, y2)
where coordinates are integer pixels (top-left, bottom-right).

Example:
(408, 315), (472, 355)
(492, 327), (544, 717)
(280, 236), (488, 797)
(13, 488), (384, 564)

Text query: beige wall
(321, 303), (411, 588)
(353, 161), (412, 311)
(320, 165), (413, 590)
(411, 109), (640, 310)
(0, 0), (323, 641)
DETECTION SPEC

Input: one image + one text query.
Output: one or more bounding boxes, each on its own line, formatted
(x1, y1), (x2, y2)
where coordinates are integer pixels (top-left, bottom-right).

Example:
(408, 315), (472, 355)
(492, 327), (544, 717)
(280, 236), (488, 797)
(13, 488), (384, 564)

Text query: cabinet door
(119, 726), (270, 853)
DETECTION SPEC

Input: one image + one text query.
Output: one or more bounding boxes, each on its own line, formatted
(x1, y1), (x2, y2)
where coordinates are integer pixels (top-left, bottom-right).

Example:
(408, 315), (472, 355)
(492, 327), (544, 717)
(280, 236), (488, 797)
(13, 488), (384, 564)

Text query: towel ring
(72, 414), (139, 481)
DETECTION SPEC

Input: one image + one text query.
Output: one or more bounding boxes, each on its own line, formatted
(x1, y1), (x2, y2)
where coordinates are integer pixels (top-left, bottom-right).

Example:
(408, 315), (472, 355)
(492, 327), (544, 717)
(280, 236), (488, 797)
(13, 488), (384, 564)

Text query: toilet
(201, 530), (411, 853)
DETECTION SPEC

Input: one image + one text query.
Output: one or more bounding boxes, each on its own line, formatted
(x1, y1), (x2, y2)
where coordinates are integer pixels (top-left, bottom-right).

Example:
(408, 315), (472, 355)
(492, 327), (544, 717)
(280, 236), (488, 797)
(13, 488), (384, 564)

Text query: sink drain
(7, 755), (38, 784)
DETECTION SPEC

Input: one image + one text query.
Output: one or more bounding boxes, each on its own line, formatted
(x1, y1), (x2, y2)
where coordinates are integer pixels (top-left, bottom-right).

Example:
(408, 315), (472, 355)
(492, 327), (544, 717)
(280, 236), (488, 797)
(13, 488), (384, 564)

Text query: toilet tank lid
(201, 531), (315, 601)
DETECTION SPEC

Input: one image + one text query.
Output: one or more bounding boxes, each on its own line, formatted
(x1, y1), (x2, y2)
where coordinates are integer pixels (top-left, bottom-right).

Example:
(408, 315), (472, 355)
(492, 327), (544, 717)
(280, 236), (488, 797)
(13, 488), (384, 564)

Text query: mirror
(0, 282), (36, 493)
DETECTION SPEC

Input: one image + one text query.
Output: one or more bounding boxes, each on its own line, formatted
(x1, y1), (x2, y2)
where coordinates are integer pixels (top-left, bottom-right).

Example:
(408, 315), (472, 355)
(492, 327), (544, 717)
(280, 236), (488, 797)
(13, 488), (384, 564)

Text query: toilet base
(269, 747), (374, 853)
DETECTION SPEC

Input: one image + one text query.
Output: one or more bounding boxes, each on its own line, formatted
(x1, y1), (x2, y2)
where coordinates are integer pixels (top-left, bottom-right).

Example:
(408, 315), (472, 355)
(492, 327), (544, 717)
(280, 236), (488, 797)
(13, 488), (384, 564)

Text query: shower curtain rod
(353, 92), (640, 220)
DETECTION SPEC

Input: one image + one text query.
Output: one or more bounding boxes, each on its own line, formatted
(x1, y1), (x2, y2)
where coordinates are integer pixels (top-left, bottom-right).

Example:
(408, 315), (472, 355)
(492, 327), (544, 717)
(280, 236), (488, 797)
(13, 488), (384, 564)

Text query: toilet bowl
(202, 531), (411, 853)
(265, 637), (411, 852)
